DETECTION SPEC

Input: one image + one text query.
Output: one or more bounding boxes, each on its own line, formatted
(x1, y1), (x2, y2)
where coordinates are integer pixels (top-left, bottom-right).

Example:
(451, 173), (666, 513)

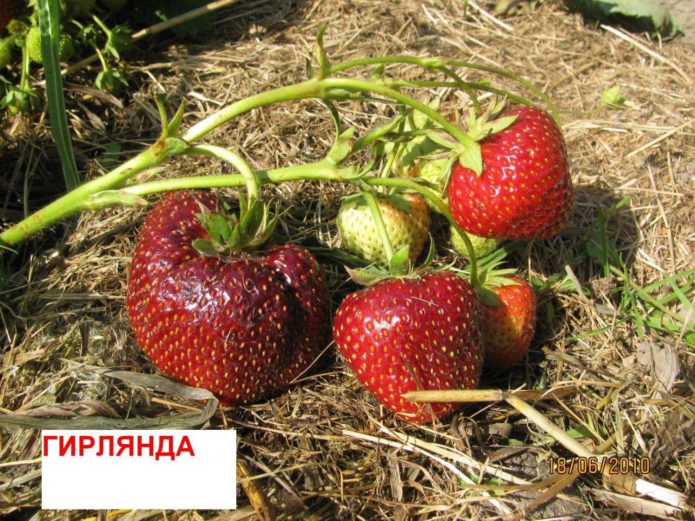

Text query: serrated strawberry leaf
(565, 0), (682, 37)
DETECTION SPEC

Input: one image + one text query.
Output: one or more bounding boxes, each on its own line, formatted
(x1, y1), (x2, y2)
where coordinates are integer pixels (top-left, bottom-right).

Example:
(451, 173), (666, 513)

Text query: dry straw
(1, 0), (694, 519)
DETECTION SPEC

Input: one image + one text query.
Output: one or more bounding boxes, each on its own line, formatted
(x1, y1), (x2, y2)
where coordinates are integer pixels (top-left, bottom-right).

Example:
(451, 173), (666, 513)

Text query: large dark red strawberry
(333, 272), (483, 423)
(127, 190), (329, 406)
(447, 105), (572, 240)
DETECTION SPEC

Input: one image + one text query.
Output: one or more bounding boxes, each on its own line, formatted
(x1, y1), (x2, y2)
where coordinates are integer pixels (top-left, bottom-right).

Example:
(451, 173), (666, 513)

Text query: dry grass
(1, 0), (694, 519)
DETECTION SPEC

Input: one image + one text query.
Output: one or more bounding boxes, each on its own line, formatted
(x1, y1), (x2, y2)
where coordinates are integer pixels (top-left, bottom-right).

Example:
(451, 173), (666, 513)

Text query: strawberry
(127, 190), (329, 406)
(481, 277), (536, 371)
(447, 105), (572, 240)
(333, 272), (483, 423)
(336, 192), (430, 267)
(450, 225), (499, 259)
(0, 0), (20, 34)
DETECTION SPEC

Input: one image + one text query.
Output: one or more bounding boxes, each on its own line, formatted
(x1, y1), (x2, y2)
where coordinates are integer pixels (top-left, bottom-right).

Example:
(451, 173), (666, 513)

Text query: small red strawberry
(448, 105), (572, 240)
(333, 272), (483, 423)
(127, 190), (329, 406)
(481, 277), (536, 371)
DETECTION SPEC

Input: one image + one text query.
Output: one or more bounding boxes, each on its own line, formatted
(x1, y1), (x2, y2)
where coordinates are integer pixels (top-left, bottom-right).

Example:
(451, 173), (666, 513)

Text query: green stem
(321, 78), (475, 148)
(363, 192), (395, 262)
(182, 79), (322, 143)
(363, 177), (479, 288)
(120, 161), (353, 198)
(20, 41), (31, 91)
(383, 79), (536, 110)
(439, 65), (481, 113)
(0, 140), (175, 246)
(328, 55), (558, 119)
(186, 145), (260, 201)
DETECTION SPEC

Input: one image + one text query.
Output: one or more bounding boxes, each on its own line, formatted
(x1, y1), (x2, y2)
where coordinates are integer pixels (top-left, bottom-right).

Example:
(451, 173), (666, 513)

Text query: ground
(657, 0), (695, 44)
(0, 0), (693, 520)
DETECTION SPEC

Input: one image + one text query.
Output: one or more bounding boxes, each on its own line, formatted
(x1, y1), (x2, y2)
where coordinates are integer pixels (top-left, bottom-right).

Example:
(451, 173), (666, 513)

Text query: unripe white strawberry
(337, 193), (430, 267)
(450, 225), (499, 259)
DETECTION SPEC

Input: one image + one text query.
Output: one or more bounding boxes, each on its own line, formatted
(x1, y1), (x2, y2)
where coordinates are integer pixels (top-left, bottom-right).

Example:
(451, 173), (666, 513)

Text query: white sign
(42, 430), (236, 509)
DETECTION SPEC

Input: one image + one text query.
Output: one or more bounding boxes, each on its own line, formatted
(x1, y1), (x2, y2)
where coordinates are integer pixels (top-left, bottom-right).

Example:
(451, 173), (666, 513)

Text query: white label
(42, 430), (236, 509)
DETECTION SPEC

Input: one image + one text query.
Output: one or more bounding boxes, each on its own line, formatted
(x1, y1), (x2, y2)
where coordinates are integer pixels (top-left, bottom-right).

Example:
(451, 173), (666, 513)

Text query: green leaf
(191, 239), (217, 257)
(383, 193), (412, 213)
(167, 102), (186, 135)
(566, 425), (593, 439)
(389, 245), (411, 275)
(315, 23), (330, 78)
(240, 200), (264, 238)
(105, 25), (132, 60)
(565, 0), (682, 37)
(422, 235), (436, 267)
(205, 212), (232, 243)
(476, 286), (501, 306)
(484, 114), (517, 135)
(346, 266), (391, 286)
(458, 142), (483, 176)
(95, 67), (128, 94)
(601, 85), (627, 110)
(37, 0), (80, 190)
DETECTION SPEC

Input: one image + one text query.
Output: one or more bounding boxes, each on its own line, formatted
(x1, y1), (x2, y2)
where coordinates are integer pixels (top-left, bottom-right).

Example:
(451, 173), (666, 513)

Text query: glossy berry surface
(448, 105), (572, 240)
(333, 272), (483, 423)
(482, 277), (537, 371)
(127, 191), (329, 405)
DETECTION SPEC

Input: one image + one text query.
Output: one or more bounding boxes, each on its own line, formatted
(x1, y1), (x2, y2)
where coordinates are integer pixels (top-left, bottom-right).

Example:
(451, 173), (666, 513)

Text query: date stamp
(547, 456), (650, 476)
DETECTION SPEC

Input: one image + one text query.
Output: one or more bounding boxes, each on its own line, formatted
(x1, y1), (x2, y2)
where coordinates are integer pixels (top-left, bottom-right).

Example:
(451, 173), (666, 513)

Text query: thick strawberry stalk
(0, 139), (178, 247)
(119, 161), (358, 197)
(0, 51), (545, 249)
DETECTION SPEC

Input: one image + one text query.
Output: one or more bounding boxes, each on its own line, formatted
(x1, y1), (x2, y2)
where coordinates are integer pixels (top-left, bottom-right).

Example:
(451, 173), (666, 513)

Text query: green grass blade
(38, 0), (80, 191)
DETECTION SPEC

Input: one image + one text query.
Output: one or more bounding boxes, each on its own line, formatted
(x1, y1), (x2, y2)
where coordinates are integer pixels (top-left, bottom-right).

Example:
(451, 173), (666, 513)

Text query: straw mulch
(1, 0), (694, 519)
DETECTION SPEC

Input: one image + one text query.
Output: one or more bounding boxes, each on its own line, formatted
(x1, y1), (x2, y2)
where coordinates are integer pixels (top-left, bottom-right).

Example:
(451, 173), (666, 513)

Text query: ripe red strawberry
(448, 105), (572, 240)
(333, 272), (483, 423)
(127, 190), (329, 406)
(482, 277), (536, 371)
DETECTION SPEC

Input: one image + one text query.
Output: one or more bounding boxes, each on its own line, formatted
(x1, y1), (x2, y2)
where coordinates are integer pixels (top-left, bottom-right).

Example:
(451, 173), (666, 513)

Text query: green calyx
(455, 246), (519, 305)
(345, 238), (436, 286)
(192, 195), (280, 257)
